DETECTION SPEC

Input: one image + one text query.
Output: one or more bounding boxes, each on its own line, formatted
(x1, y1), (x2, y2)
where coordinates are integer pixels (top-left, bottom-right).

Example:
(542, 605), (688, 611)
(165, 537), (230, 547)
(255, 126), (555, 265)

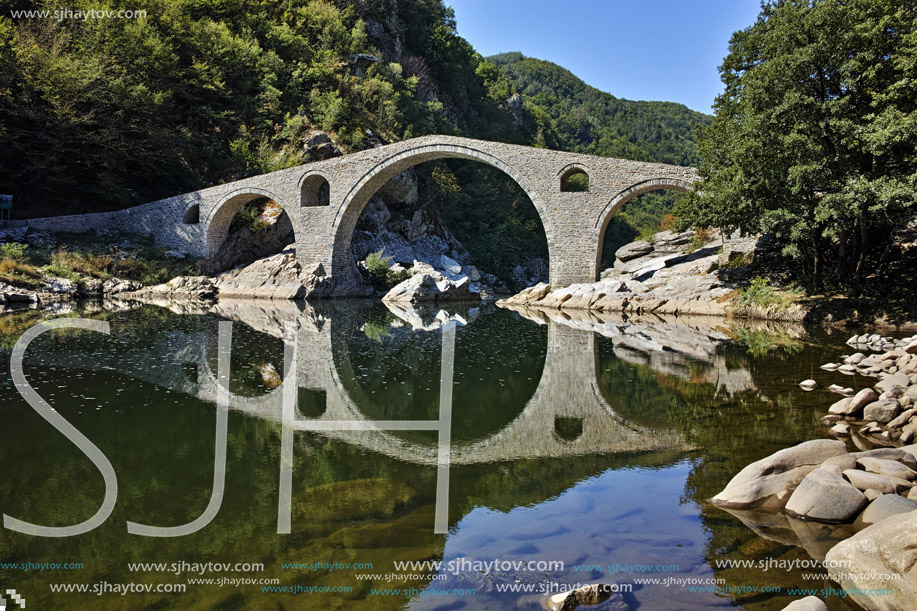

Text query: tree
(678, 0), (917, 288)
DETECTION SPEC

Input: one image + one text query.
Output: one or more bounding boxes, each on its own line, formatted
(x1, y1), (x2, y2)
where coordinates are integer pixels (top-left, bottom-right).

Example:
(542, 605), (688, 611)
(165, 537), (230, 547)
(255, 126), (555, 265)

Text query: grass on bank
(736, 276), (804, 310)
(0, 232), (203, 291)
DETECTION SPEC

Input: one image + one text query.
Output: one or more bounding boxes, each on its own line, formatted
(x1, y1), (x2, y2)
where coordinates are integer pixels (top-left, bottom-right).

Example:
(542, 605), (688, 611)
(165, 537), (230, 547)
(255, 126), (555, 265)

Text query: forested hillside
(489, 52), (709, 166)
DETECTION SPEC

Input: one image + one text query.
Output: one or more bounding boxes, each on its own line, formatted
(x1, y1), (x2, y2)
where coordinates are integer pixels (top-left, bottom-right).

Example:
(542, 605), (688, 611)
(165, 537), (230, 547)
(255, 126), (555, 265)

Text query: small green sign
(0, 195), (12, 209)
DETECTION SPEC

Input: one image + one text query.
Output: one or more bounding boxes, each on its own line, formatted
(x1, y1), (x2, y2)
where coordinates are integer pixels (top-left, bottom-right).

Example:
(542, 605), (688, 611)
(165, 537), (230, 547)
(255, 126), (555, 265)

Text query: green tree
(678, 0), (917, 287)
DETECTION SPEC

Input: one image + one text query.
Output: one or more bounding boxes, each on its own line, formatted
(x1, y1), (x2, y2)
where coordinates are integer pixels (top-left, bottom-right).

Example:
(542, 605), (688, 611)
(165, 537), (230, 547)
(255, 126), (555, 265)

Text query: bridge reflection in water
(4, 300), (831, 610)
(168, 299), (693, 466)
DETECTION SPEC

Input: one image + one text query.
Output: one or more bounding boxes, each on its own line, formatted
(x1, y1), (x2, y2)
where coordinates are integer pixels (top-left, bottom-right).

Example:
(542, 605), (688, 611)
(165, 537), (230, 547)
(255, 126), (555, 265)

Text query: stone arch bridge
(26, 135), (696, 288)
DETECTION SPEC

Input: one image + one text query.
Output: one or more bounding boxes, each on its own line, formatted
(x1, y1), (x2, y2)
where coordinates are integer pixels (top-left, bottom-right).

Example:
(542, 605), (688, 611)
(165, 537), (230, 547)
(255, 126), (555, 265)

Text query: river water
(0, 300), (874, 610)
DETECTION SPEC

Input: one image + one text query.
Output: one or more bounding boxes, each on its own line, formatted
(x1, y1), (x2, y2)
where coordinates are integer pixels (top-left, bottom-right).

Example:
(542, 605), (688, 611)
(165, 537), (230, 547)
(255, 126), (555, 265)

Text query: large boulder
(614, 240), (653, 262)
(375, 169), (418, 206)
(382, 271), (477, 304)
(843, 469), (912, 494)
(826, 509), (917, 611)
(302, 130), (341, 161)
(863, 400), (901, 424)
(784, 468), (868, 523)
(711, 440), (847, 510)
(876, 373), (911, 393)
(437, 254), (463, 277)
(857, 457), (917, 481)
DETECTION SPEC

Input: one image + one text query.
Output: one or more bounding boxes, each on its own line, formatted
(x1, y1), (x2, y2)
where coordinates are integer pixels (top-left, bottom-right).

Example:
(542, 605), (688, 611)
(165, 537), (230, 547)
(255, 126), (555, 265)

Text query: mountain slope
(489, 52), (710, 166)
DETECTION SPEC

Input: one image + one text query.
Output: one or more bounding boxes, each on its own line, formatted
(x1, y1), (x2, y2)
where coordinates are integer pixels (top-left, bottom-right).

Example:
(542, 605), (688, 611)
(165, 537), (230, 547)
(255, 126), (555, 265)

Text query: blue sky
(447, 0), (763, 113)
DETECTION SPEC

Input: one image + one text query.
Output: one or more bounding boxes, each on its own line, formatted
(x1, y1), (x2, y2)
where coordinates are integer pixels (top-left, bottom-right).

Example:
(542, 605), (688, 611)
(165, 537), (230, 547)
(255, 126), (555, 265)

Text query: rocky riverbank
(713, 333), (917, 611)
(813, 334), (917, 444)
(715, 439), (917, 611)
(497, 228), (813, 321)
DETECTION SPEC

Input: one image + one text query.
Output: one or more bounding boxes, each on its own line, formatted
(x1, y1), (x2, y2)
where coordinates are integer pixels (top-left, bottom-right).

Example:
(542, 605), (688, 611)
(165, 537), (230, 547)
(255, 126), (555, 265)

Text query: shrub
(364, 249), (392, 276)
(722, 252), (752, 269)
(363, 249), (407, 286)
(0, 242), (28, 261)
(737, 276), (779, 308)
(689, 226), (714, 252)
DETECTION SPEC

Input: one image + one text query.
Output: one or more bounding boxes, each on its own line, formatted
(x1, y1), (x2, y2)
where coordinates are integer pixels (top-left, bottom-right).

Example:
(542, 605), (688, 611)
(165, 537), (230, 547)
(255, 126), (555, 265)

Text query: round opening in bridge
(204, 193), (295, 273)
(598, 184), (688, 274)
(560, 167), (589, 192)
(348, 159), (549, 293)
(301, 174), (330, 207)
(553, 417), (584, 442)
(183, 203), (200, 224)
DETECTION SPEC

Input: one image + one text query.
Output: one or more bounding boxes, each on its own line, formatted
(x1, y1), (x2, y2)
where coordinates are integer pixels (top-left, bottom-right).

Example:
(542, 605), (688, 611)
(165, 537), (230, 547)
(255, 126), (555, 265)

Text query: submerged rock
(293, 478), (417, 524)
(545, 584), (626, 611)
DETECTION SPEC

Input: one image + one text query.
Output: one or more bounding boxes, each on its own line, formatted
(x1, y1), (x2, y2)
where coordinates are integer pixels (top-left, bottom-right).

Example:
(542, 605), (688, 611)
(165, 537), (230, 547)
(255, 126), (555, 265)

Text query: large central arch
(328, 142), (552, 280)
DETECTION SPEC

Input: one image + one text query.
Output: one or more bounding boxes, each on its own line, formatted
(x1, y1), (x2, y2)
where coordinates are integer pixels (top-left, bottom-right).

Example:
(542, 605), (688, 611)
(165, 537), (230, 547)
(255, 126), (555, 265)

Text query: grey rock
(843, 469), (912, 494)
(712, 440), (847, 510)
(822, 454), (858, 471)
(863, 400), (900, 424)
(828, 510), (917, 611)
(41, 277), (77, 295)
(887, 408), (917, 429)
(857, 457), (917, 481)
(781, 596), (828, 611)
(828, 398), (854, 415)
(614, 240), (653, 262)
(437, 254), (463, 276)
(545, 584), (624, 611)
(784, 468), (868, 523)
(876, 373), (911, 393)
(853, 447), (917, 470)
(102, 278), (142, 294)
(382, 270), (477, 304)
(302, 130), (341, 161)
(847, 388), (879, 416)
(855, 494), (917, 528)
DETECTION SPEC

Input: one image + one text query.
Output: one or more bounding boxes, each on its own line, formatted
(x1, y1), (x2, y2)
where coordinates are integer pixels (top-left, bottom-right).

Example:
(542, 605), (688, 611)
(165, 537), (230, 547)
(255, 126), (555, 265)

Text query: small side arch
(204, 187), (287, 259)
(558, 163), (590, 192)
(183, 203), (201, 224)
(299, 171), (331, 207)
